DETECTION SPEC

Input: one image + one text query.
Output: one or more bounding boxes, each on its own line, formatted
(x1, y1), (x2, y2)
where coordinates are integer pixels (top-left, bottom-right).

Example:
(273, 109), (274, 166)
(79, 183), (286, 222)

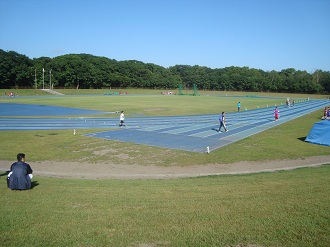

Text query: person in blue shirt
(237, 102), (241, 112)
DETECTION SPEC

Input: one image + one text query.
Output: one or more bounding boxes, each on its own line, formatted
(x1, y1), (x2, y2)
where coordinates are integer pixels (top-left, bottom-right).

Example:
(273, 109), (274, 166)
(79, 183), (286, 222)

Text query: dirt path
(1, 155), (329, 180)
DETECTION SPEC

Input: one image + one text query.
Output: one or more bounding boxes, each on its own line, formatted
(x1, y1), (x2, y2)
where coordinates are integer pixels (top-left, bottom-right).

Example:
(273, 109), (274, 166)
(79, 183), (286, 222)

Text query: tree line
(0, 49), (329, 94)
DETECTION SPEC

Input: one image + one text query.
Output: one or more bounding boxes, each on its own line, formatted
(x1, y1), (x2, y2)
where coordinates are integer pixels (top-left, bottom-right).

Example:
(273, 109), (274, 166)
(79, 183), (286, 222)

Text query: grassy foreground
(1, 165), (329, 246)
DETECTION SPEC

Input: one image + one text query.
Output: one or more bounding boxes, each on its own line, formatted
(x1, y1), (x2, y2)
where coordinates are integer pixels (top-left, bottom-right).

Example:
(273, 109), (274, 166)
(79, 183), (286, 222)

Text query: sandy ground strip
(1, 155), (329, 180)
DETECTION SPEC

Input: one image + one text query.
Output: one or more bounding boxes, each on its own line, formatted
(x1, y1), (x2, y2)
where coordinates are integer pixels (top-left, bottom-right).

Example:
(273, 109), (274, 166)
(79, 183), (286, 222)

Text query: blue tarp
(305, 120), (330, 146)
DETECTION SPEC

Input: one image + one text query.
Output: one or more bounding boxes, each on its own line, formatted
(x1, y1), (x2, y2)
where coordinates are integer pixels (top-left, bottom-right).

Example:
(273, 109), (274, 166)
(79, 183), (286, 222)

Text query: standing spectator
(323, 107), (327, 119)
(274, 107), (280, 121)
(237, 102), (241, 112)
(218, 112), (228, 133)
(286, 98), (290, 108)
(7, 153), (33, 190)
(119, 111), (126, 126)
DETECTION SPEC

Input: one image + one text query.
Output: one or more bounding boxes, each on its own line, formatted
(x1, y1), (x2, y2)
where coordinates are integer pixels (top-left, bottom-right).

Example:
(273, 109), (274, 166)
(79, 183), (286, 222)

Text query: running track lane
(1, 100), (329, 152)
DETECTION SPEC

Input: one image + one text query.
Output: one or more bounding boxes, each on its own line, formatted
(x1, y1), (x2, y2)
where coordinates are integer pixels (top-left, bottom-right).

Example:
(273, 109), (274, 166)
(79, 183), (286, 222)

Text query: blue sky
(1, 0), (329, 72)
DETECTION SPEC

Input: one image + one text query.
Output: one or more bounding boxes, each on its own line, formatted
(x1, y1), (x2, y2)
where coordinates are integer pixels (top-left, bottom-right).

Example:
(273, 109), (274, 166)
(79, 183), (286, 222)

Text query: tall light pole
(49, 69), (52, 89)
(42, 68), (45, 89)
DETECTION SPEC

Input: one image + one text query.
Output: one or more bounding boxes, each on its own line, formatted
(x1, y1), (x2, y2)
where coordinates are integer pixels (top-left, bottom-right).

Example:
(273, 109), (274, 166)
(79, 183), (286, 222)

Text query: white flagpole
(42, 68), (45, 89)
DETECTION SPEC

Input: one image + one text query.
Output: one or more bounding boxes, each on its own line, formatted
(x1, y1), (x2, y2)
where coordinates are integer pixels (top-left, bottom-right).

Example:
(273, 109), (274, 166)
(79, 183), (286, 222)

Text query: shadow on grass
(1, 171), (40, 189)
(298, 136), (306, 142)
(31, 181), (39, 189)
(0, 171), (9, 177)
(4, 178), (39, 190)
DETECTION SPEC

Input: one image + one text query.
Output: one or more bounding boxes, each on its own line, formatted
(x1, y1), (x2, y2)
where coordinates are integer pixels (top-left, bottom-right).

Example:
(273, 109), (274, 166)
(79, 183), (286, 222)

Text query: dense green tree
(0, 49), (34, 88)
(312, 70), (330, 94)
(319, 70), (330, 93)
(0, 49), (329, 94)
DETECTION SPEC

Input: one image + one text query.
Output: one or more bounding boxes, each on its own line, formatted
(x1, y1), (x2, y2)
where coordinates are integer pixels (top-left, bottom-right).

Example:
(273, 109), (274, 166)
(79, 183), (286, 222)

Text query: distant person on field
(323, 107), (327, 119)
(237, 102), (241, 112)
(274, 107), (280, 121)
(218, 112), (228, 133)
(119, 111), (126, 126)
(7, 153), (33, 190)
(286, 98), (290, 108)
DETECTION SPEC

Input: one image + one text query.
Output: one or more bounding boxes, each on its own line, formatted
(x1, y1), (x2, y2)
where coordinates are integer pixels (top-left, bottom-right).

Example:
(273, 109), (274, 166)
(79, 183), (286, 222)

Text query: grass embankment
(1, 165), (329, 246)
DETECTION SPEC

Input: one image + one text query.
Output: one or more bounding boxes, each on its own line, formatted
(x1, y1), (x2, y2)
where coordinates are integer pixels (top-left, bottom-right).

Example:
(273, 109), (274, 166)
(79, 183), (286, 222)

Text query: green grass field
(1, 89), (328, 117)
(1, 89), (329, 246)
(1, 166), (329, 246)
(0, 89), (329, 163)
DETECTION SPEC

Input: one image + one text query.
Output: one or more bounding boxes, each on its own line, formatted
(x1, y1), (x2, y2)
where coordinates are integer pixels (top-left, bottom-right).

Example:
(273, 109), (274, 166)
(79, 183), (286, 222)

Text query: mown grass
(1, 165), (329, 246)
(0, 91), (329, 163)
(1, 89), (329, 246)
(1, 89), (328, 115)
(0, 108), (329, 165)
(1, 88), (328, 98)
(1, 93), (287, 116)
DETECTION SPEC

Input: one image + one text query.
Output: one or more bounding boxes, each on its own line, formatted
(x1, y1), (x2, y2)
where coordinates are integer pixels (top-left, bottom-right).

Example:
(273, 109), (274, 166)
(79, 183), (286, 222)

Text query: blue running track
(1, 100), (328, 152)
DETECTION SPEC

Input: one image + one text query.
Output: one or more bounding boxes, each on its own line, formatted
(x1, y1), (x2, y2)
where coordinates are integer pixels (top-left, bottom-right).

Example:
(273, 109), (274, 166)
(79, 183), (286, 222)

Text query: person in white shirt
(119, 111), (126, 126)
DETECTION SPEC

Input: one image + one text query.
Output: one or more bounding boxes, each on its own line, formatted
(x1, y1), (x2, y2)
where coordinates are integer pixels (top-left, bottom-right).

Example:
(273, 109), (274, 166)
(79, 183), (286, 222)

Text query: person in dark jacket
(7, 153), (33, 190)
(218, 112), (228, 133)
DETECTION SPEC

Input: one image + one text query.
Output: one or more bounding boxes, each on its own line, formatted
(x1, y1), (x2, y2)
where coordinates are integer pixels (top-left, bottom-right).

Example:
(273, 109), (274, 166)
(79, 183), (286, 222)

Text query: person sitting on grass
(7, 153), (33, 190)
